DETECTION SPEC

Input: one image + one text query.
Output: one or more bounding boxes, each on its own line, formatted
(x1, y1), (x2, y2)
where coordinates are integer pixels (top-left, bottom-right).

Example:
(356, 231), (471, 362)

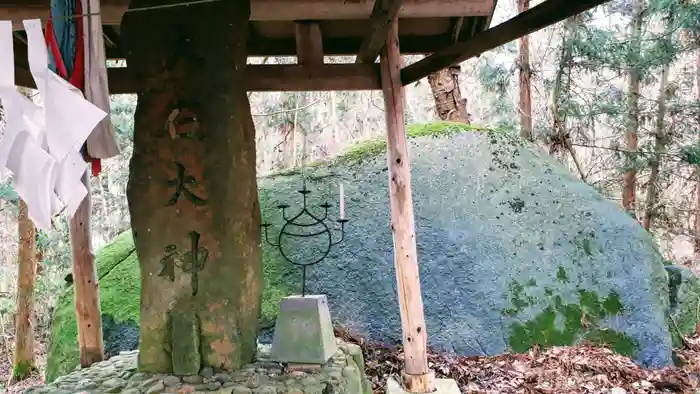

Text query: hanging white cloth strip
(24, 19), (107, 162)
(82, 0), (120, 160)
(0, 19), (109, 230)
(0, 20), (56, 230)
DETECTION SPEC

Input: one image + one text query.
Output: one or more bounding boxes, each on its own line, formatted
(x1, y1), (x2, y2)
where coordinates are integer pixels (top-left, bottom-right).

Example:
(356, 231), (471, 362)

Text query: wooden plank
(70, 171), (105, 368)
(247, 64), (381, 91)
(110, 34), (456, 58)
(295, 22), (324, 65)
(1, 0), (494, 29)
(401, 0), (611, 85)
(379, 15), (434, 394)
(356, 0), (403, 64)
(16, 64), (381, 92)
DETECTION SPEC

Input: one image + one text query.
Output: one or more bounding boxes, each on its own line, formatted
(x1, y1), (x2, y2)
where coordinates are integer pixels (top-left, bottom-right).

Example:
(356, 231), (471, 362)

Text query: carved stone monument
(121, 0), (262, 373)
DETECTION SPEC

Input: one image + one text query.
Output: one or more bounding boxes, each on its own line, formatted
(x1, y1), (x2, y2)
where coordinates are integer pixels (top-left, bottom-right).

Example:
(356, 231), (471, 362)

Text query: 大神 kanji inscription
(166, 162), (208, 206)
(158, 244), (179, 282)
(157, 231), (208, 296)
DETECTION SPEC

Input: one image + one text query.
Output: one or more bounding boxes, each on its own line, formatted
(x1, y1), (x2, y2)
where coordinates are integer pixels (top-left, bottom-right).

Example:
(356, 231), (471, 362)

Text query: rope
(5, 0), (222, 23)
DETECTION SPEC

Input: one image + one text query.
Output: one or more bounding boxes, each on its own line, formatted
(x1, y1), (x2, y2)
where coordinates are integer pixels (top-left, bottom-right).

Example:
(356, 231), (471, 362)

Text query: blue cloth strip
(49, 0), (77, 75)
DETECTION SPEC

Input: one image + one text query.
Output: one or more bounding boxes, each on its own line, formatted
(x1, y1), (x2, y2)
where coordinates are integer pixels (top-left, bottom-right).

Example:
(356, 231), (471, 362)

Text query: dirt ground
(0, 330), (46, 394)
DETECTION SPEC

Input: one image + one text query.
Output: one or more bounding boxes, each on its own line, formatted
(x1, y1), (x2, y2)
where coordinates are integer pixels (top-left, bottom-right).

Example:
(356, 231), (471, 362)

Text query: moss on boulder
(46, 231), (138, 382)
(666, 265), (700, 346)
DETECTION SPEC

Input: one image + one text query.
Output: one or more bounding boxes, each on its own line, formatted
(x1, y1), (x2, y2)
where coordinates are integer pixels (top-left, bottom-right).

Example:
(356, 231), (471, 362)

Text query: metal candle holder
(261, 180), (348, 297)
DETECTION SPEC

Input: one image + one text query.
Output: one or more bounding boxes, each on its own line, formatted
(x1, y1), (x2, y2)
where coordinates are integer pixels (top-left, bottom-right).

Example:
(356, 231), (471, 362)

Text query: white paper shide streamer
(0, 19), (108, 231)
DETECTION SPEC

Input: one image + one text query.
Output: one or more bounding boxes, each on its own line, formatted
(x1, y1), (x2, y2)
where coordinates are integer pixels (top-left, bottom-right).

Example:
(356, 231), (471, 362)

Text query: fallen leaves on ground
(0, 332), (45, 394)
(335, 327), (700, 394)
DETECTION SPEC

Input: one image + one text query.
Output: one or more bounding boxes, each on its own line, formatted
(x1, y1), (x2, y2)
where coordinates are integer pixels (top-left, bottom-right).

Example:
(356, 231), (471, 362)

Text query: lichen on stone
(504, 275), (637, 357)
(330, 121), (495, 166)
(665, 266), (700, 346)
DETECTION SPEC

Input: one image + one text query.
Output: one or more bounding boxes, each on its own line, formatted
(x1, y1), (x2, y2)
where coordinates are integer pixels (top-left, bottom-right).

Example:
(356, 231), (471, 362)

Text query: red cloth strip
(45, 19), (69, 79)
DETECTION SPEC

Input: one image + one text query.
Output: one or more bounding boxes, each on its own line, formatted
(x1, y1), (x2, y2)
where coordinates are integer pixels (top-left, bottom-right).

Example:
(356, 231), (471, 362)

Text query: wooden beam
(70, 171), (105, 368)
(401, 0), (610, 85)
(1, 0), (495, 29)
(105, 35), (457, 59)
(355, 0), (403, 64)
(379, 14), (434, 394)
(246, 64), (382, 91)
(15, 64), (381, 92)
(295, 22), (324, 66)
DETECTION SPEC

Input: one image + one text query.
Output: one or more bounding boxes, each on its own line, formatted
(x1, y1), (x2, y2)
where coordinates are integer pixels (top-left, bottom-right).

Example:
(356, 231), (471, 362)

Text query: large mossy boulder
(259, 122), (675, 368)
(47, 122), (687, 378)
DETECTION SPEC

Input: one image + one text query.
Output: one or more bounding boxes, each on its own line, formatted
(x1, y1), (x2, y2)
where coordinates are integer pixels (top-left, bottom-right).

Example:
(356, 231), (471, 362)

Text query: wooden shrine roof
(2, 0), (497, 56)
(2, 0), (611, 92)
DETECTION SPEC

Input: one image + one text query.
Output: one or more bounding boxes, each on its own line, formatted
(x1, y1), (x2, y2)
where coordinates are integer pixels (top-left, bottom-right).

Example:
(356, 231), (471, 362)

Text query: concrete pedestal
(271, 294), (337, 364)
(386, 377), (462, 394)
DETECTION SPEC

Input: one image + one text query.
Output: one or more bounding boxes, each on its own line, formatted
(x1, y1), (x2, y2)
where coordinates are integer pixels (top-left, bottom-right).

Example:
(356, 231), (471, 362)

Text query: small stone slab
(170, 309), (201, 375)
(386, 377), (461, 394)
(271, 295), (337, 364)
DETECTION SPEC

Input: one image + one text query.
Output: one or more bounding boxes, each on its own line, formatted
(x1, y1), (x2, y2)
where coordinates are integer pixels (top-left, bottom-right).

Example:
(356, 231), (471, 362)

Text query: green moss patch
(503, 274), (637, 357)
(666, 267), (700, 346)
(47, 216), (297, 380)
(332, 121), (494, 165)
(94, 231), (137, 277)
(45, 232), (138, 383)
(11, 360), (37, 381)
(260, 189), (302, 326)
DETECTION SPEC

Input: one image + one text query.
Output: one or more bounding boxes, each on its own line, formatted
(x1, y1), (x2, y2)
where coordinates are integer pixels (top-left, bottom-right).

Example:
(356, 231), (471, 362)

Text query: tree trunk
(550, 18), (585, 180)
(121, 0), (262, 374)
(695, 167), (700, 255)
(11, 198), (37, 382)
(622, 0), (644, 215)
(517, 0), (533, 141)
(280, 122), (294, 170)
(694, 50), (700, 255)
(427, 66), (470, 123)
(331, 91), (337, 147)
(642, 58), (671, 231)
(550, 26), (570, 156)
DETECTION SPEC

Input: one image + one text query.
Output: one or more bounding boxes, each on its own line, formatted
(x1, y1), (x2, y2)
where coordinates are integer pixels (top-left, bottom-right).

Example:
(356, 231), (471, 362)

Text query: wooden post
(70, 170), (104, 367)
(295, 22), (323, 66)
(379, 16), (435, 394)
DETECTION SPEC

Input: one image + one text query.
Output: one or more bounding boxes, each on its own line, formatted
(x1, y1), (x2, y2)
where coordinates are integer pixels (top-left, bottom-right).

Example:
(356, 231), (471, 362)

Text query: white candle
(339, 183), (345, 219)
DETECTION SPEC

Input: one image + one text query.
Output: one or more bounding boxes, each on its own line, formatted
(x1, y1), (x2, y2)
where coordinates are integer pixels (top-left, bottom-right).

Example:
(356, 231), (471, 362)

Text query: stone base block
(386, 377), (461, 394)
(271, 294), (337, 364)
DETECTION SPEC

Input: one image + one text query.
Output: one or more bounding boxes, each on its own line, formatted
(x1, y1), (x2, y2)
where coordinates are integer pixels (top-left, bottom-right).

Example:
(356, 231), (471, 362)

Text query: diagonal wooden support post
(379, 15), (435, 394)
(70, 170), (105, 367)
